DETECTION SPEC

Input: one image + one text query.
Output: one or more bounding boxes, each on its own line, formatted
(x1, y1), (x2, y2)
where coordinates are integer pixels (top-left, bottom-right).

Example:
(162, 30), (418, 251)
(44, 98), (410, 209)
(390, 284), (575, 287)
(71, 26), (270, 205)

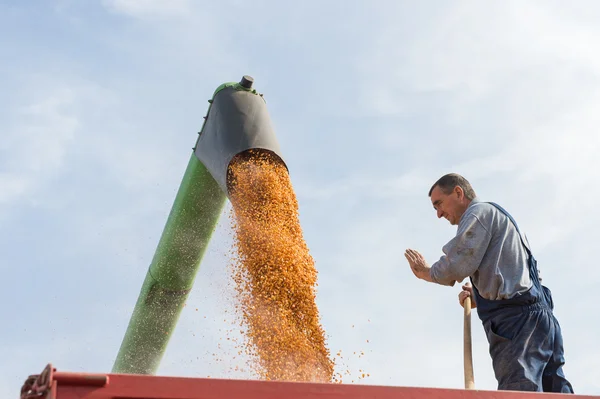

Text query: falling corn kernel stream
(226, 150), (335, 383)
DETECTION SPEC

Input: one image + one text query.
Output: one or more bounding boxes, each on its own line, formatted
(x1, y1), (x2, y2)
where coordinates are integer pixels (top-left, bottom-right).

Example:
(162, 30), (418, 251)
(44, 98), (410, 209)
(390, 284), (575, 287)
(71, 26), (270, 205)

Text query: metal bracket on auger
(21, 364), (53, 399)
(21, 364), (109, 399)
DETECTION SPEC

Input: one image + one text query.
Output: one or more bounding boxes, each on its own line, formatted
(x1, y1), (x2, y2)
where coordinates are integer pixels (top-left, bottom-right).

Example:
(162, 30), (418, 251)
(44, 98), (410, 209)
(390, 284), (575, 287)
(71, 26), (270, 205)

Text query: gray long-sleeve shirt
(429, 198), (532, 300)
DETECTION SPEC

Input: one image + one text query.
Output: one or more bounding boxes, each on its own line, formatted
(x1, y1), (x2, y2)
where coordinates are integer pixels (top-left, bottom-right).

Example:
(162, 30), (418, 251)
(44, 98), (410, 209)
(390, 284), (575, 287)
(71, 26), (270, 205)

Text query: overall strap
(486, 202), (553, 309)
(487, 202), (532, 256)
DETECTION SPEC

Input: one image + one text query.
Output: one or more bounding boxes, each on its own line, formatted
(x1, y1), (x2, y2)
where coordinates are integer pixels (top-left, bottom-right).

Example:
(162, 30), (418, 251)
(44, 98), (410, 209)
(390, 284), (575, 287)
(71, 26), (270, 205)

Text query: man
(404, 173), (573, 393)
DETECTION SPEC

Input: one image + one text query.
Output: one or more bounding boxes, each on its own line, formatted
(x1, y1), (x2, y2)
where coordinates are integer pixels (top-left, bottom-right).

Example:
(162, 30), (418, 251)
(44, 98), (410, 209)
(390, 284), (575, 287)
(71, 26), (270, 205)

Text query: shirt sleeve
(429, 214), (492, 286)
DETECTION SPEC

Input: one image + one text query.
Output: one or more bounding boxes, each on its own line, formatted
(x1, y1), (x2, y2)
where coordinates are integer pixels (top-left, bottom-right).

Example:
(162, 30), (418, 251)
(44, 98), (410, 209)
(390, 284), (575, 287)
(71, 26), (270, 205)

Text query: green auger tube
(112, 155), (226, 374)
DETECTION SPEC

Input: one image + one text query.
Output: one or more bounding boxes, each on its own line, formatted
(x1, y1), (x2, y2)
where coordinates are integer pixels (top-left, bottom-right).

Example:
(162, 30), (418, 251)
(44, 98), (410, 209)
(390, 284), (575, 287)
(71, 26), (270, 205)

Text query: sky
(2, 0), (600, 396)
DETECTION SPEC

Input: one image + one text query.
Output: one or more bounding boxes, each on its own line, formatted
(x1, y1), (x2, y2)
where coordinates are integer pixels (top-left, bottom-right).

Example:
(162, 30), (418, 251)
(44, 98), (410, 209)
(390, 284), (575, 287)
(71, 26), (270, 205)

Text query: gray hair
(428, 173), (476, 201)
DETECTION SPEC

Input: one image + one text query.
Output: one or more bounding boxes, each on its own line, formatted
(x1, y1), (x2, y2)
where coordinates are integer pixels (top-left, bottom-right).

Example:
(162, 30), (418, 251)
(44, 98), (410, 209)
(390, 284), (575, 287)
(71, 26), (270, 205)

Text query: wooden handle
(463, 296), (475, 389)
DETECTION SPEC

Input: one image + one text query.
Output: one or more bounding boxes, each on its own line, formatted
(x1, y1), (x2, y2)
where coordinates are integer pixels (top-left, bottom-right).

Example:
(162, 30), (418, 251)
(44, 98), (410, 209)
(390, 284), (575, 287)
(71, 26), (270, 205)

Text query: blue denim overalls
(470, 202), (574, 393)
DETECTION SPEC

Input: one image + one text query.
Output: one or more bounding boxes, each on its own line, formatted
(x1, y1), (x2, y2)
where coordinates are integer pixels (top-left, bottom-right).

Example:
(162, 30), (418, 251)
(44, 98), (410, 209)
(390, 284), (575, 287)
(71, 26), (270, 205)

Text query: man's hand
(458, 283), (477, 309)
(404, 249), (433, 282)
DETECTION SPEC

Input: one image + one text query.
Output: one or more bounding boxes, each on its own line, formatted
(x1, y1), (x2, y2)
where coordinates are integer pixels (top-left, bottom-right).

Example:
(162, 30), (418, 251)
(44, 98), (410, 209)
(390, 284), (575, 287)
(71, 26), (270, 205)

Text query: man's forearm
(430, 262), (457, 286)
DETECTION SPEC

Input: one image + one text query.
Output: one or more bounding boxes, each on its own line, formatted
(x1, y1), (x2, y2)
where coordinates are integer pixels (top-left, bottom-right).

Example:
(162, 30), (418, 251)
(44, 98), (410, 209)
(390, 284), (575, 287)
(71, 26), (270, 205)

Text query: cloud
(0, 86), (78, 208)
(102, 0), (191, 19)
(294, 170), (431, 202)
(0, 174), (29, 205)
(352, 0), (600, 250)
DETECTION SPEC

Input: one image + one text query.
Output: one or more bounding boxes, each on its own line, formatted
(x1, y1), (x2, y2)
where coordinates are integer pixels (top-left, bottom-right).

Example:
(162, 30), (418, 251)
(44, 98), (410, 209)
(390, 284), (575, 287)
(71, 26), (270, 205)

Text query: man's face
(430, 185), (465, 226)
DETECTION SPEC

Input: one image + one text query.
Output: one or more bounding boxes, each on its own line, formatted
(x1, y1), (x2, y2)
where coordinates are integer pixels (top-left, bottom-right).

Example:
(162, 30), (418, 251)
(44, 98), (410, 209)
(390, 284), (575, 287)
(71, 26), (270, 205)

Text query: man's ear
(455, 186), (464, 199)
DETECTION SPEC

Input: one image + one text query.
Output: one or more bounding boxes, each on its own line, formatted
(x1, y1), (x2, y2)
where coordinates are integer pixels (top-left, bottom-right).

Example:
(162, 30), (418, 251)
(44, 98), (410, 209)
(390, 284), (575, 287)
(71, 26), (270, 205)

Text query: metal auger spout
(194, 75), (286, 195)
(112, 76), (285, 375)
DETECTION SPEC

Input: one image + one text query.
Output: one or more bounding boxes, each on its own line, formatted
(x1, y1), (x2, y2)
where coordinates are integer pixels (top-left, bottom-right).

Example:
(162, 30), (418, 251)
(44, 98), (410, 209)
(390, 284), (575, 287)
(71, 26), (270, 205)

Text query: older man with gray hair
(404, 173), (573, 393)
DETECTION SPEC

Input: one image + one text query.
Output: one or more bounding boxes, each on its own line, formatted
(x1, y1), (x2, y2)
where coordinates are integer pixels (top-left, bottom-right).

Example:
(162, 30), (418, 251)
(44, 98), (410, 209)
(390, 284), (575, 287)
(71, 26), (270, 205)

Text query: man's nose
(437, 209), (443, 218)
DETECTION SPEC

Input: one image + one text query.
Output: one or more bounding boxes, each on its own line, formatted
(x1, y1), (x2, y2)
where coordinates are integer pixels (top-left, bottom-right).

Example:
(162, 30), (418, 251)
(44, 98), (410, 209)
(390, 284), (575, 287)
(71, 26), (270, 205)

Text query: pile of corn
(227, 150), (334, 382)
